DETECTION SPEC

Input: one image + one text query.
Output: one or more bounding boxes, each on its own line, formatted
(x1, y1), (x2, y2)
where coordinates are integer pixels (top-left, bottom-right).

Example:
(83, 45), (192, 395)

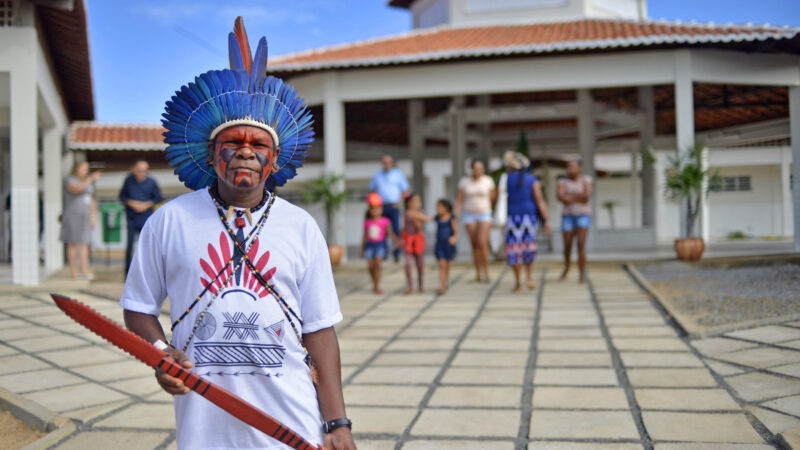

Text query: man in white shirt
(120, 17), (355, 450)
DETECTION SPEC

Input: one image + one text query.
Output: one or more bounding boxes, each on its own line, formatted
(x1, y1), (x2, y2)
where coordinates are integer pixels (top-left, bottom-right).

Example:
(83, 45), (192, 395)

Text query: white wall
(409, 0), (644, 29)
(707, 165), (785, 238)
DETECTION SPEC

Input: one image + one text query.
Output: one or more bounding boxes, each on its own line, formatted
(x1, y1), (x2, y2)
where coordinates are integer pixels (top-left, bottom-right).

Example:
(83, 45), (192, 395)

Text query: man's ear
(206, 140), (214, 166)
(270, 147), (281, 173)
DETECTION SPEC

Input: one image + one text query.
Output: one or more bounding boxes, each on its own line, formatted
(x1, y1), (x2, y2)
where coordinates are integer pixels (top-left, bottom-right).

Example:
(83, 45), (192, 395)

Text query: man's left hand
(324, 427), (356, 450)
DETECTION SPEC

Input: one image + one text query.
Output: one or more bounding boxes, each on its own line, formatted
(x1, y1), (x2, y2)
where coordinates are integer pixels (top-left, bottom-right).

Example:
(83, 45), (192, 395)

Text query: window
(710, 175), (752, 192)
(0, 0), (14, 27)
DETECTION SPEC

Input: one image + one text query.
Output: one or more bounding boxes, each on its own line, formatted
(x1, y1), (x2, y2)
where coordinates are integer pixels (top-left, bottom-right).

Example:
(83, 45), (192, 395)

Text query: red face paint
(211, 126), (277, 190)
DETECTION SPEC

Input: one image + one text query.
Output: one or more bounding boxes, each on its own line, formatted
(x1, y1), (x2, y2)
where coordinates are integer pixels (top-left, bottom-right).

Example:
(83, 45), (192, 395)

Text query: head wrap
(162, 17), (314, 190)
(367, 192), (383, 207)
(503, 150), (530, 171)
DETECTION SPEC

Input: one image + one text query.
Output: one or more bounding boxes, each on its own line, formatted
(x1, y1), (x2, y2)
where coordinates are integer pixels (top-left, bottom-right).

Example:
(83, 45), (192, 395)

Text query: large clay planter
(674, 238), (705, 262)
(328, 245), (344, 267)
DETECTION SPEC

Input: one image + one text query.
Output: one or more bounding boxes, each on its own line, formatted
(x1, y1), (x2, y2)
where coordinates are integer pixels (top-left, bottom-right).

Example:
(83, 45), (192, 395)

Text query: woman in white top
(557, 160), (593, 283)
(454, 159), (496, 282)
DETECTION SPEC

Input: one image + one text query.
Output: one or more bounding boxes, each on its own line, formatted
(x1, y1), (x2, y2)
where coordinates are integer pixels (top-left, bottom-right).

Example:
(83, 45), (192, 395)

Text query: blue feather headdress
(162, 17), (314, 190)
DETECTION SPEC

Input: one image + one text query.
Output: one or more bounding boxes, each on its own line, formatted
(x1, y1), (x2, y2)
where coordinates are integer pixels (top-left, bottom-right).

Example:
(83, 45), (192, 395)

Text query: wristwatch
(322, 418), (352, 433)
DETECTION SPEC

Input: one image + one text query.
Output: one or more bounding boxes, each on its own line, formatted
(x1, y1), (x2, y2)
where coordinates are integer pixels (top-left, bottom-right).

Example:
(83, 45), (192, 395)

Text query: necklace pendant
(234, 217), (246, 228)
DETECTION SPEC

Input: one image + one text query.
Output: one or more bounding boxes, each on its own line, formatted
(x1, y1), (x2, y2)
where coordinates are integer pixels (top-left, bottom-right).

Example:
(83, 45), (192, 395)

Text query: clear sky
(86, 0), (800, 123)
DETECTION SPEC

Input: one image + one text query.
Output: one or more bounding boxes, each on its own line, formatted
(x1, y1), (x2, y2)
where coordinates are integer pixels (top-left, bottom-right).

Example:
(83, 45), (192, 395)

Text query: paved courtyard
(0, 263), (799, 449)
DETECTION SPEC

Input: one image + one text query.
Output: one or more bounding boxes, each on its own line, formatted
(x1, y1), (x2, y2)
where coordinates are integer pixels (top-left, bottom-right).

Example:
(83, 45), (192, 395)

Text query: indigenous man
(120, 18), (355, 450)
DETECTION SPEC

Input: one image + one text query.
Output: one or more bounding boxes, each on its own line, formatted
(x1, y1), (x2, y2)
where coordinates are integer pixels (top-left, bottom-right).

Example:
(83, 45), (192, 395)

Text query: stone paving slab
(532, 386), (629, 409)
(529, 410), (639, 439)
(529, 443), (642, 450)
(412, 408), (521, 437)
(642, 411), (764, 443)
(1, 263), (795, 448)
(94, 402), (175, 429)
(428, 386), (522, 407)
(405, 440), (515, 449)
(634, 388), (740, 411)
(626, 368), (718, 387)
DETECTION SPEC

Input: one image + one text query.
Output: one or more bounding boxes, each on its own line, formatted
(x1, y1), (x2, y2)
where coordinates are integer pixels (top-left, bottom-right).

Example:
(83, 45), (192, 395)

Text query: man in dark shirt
(119, 159), (163, 275)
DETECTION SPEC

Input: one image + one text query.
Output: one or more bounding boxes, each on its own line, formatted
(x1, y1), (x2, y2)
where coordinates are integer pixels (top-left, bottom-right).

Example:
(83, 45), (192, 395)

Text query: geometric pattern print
(192, 342), (285, 368)
(505, 214), (537, 265)
(265, 320), (284, 343)
(199, 231), (277, 298)
(222, 312), (260, 340)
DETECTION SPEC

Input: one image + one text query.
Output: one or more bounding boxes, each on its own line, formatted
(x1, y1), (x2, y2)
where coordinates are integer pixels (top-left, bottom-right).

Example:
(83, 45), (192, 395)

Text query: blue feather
(251, 37), (268, 88)
(228, 32), (245, 72)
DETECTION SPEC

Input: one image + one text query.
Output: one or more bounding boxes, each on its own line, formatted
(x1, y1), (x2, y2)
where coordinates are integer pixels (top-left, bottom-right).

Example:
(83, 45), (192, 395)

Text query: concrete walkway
(0, 263), (798, 449)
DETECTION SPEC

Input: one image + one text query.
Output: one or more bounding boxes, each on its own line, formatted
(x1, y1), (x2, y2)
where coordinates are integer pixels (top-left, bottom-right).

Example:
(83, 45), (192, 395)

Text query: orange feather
(234, 16), (253, 75)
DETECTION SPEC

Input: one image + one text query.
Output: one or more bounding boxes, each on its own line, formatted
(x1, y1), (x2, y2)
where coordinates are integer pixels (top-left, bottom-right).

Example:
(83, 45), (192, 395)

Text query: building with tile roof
(1, 0), (94, 284)
(71, 0), (800, 258)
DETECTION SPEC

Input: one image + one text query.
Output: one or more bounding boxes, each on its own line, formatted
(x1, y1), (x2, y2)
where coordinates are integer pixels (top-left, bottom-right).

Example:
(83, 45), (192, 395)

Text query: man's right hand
(155, 348), (194, 395)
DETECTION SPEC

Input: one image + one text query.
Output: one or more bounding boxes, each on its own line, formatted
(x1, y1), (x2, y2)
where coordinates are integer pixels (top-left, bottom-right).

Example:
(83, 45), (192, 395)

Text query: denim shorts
(364, 241), (387, 260)
(461, 211), (492, 225)
(562, 214), (591, 232)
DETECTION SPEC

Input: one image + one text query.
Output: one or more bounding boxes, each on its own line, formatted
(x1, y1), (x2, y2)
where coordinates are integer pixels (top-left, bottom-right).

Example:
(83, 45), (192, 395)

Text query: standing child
(403, 193), (432, 294)
(434, 199), (459, 294)
(361, 194), (398, 294)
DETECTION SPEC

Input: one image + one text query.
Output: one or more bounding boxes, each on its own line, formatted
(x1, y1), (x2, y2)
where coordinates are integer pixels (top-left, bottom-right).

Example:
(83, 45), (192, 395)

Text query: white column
(674, 50), (696, 238)
(700, 146), (710, 241)
(448, 96), (466, 197)
(542, 146), (551, 204)
(476, 95), (492, 164)
(323, 73), (347, 251)
(789, 86), (800, 251)
(426, 162), (447, 215)
(43, 126), (64, 272)
(577, 89), (597, 222)
(10, 51), (39, 285)
(408, 99), (425, 197)
(780, 148), (793, 237)
(638, 85), (656, 227)
(630, 143), (638, 228)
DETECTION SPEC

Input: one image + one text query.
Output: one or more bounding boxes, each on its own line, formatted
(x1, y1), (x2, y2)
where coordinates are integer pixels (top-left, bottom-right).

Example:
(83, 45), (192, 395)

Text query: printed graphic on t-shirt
(193, 231), (288, 376)
(367, 224), (383, 241)
(200, 232), (277, 299)
(265, 319), (284, 343)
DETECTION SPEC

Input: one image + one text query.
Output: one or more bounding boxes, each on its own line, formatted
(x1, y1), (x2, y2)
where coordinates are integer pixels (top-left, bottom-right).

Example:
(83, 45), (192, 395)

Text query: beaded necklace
(209, 194), (307, 352)
(175, 186), (274, 351)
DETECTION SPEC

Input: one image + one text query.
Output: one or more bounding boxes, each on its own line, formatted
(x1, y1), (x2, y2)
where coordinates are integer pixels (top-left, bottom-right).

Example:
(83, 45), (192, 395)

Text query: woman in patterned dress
(503, 151), (551, 293)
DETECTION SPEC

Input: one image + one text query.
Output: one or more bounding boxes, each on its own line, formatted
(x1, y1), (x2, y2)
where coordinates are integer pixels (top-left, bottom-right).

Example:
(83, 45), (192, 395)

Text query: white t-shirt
(458, 175), (495, 214)
(120, 189), (342, 449)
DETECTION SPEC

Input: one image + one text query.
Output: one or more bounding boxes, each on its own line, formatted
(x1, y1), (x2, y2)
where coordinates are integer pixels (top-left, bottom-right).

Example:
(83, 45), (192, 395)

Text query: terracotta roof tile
(269, 19), (800, 71)
(69, 122), (165, 150)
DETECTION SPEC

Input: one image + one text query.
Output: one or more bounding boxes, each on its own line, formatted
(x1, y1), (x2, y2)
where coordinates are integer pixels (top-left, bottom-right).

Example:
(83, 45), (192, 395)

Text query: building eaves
(268, 19), (800, 73)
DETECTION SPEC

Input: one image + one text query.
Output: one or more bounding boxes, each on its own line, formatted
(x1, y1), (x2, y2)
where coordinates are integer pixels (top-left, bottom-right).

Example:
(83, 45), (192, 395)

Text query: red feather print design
(199, 231), (276, 297)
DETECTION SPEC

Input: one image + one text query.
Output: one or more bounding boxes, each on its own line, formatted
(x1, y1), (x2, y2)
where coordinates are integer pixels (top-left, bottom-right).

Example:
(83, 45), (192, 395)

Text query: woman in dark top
(503, 151), (551, 293)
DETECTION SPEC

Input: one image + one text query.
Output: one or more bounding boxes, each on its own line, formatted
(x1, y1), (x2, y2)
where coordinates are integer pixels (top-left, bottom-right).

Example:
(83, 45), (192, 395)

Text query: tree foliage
(663, 145), (720, 238)
(302, 172), (349, 244)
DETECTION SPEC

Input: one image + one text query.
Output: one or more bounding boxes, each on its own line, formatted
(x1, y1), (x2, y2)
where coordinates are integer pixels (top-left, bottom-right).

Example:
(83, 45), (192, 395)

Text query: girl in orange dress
(403, 194), (432, 294)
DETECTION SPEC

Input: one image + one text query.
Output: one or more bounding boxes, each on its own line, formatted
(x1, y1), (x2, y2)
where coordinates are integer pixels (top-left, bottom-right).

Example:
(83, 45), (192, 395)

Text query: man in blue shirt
(368, 155), (409, 262)
(119, 159), (163, 276)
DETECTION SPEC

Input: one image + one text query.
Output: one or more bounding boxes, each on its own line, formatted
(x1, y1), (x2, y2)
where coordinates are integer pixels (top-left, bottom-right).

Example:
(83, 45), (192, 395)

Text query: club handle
(156, 357), (212, 396)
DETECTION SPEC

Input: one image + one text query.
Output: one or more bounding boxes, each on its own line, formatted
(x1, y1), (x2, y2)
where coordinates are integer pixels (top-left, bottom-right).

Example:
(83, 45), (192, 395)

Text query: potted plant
(302, 172), (349, 266)
(663, 145), (720, 261)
